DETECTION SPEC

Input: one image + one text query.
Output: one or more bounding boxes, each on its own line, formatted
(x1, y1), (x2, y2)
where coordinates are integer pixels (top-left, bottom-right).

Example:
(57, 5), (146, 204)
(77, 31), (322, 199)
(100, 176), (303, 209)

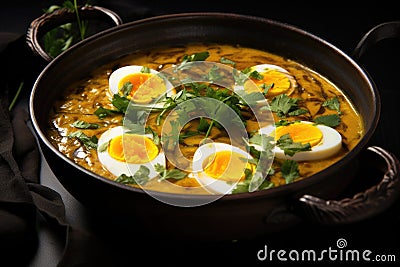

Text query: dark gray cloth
(0, 35), (112, 267)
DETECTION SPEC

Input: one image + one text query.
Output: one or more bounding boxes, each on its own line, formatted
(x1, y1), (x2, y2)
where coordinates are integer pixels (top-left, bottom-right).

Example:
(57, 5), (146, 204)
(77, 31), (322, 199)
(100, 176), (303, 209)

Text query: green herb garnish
(98, 140), (110, 153)
(68, 130), (98, 149)
(220, 57), (236, 67)
(114, 165), (151, 185)
(154, 163), (187, 181)
(197, 117), (210, 133)
(140, 66), (151, 73)
(120, 82), (133, 97)
(94, 106), (120, 119)
(176, 51), (210, 71)
(322, 96), (342, 115)
(314, 114), (341, 127)
(276, 133), (311, 156)
(281, 159), (300, 184)
(111, 94), (130, 113)
(43, 0), (90, 58)
(71, 120), (100, 129)
(270, 94), (308, 118)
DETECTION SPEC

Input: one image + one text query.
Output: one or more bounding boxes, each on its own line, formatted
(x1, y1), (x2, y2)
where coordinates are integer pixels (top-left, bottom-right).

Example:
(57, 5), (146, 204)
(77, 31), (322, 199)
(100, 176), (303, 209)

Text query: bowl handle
(352, 20), (400, 59)
(296, 146), (400, 224)
(26, 5), (123, 63)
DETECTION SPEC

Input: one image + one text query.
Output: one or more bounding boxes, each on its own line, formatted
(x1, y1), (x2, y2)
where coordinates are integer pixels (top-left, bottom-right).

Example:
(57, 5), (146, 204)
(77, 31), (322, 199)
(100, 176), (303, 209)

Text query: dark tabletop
(1, 1), (400, 266)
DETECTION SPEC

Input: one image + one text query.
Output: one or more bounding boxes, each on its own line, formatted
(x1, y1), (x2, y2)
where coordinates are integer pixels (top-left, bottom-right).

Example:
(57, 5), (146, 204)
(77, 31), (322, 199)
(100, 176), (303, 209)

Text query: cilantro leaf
(111, 94), (130, 113)
(220, 57), (236, 67)
(249, 133), (275, 152)
(71, 120), (100, 129)
(261, 83), (273, 95)
(275, 120), (295, 127)
(114, 165), (150, 185)
(140, 66), (151, 73)
(323, 96), (342, 115)
(288, 108), (309, 117)
(276, 133), (311, 156)
(68, 131), (98, 150)
(114, 174), (136, 185)
(232, 172), (274, 193)
(154, 163), (187, 181)
(197, 117), (210, 133)
(120, 82), (133, 97)
(184, 51), (210, 62)
(270, 94), (307, 118)
(248, 70), (264, 80)
(314, 114), (341, 127)
(176, 51), (210, 71)
(98, 140), (110, 153)
(281, 160), (300, 184)
(94, 106), (119, 119)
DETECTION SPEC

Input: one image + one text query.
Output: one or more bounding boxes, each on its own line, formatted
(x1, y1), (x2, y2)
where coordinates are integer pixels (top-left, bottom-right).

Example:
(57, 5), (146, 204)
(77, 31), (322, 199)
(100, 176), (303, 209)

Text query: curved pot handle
(352, 20), (400, 59)
(26, 5), (123, 63)
(296, 146), (400, 225)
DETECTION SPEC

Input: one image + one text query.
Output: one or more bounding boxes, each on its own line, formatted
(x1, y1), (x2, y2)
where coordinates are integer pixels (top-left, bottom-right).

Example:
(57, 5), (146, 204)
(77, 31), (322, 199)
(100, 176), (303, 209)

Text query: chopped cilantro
(314, 114), (341, 127)
(276, 133), (311, 156)
(248, 70), (264, 80)
(98, 140), (110, 153)
(220, 57), (236, 67)
(71, 120), (100, 129)
(114, 165), (151, 185)
(120, 82), (133, 97)
(275, 120), (295, 127)
(140, 66), (151, 73)
(270, 94), (308, 118)
(68, 131), (98, 150)
(261, 83), (274, 95)
(281, 160), (300, 184)
(323, 96), (342, 115)
(177, 51), (210, 71)
(111, 94), (130, 113)
(197, 117), (210, 133)
(154, 163), (187, 181)
(94, 106), (119, 119)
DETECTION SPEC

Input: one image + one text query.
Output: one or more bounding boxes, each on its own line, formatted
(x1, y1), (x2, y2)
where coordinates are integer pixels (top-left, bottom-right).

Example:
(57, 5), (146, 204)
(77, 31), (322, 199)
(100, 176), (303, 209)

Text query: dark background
(1, 1), (400, 266)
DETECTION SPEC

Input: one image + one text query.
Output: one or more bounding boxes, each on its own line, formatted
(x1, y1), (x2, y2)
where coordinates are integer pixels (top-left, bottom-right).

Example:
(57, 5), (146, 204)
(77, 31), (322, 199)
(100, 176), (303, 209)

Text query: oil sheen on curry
(47, 43), (364, 195)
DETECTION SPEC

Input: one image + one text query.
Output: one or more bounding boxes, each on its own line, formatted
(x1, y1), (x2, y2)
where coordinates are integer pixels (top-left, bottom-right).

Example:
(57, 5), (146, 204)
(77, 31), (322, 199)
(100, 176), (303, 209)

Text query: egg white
(97, 125), (165, 179)
(192, 142), (253, 194)
(260, 121), (342, 161)
(108, 65), (175, 107)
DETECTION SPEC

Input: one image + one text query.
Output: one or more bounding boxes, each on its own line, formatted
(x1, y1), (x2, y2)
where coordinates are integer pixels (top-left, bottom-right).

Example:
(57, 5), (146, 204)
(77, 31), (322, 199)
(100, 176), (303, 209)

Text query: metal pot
(28, 13), (400, 241)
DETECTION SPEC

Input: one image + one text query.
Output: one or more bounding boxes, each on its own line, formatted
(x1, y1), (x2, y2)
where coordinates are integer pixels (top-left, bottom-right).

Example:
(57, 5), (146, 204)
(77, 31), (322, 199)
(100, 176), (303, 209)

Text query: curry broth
(47, 43), (364, 194)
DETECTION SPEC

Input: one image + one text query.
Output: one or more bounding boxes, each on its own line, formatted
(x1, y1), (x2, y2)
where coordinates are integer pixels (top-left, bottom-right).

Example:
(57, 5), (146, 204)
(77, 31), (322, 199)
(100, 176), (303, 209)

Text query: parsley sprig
(270, 94), (308, 118)
(114, 163), (187, 186)
(276, 133), (311, 156)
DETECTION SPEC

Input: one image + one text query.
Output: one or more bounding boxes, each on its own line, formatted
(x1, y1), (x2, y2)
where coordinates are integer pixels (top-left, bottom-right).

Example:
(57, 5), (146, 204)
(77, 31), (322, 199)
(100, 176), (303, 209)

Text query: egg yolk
(245, 69), (291, 97)
(275, 123), (323, 147)
(108, 134), (159, 164)
(203, 150), (254, 182)
(118, 73), (166, 104)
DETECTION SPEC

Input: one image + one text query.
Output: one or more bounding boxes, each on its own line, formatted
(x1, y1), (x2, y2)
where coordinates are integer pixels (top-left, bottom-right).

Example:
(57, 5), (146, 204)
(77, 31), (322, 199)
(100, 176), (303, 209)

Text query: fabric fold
(0, 91), (112, 266)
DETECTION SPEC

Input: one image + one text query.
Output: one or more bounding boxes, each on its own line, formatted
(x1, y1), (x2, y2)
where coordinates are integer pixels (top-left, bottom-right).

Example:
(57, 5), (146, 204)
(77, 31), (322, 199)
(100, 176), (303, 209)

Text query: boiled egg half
(261, 121), (342, 161)
(192, 142), (255, 194)
(244, 63), (296, 97)
(97, 125), (165, 179)
(109, 65), (175, 106)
